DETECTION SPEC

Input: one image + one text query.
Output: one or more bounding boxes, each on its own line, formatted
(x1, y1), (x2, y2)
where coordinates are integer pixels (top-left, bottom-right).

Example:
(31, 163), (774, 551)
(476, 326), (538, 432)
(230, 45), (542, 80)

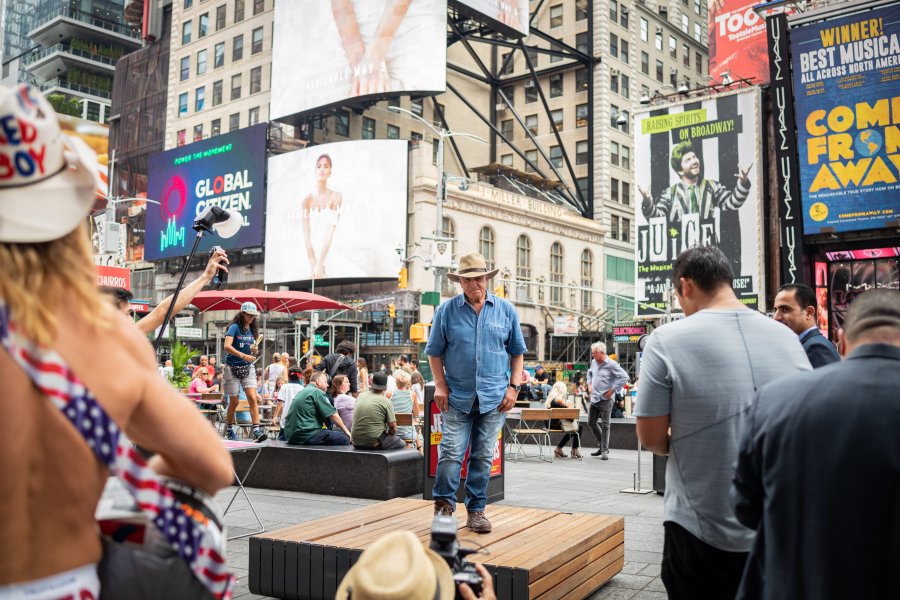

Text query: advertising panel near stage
(428, 401), (502, 479)
(791, 4), (900, 234)
(270, 1), (447, 120)
(144, 124), (267, 261)
(634, 90), (764, 317)
(265, 140), (408, 284)
(451, 0), (529, 38)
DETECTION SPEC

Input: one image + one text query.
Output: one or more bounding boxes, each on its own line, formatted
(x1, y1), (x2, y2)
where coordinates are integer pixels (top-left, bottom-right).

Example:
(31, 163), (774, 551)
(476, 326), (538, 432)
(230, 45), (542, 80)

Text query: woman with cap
(223, 301), (268, 441)
(0, 84), (233, 597)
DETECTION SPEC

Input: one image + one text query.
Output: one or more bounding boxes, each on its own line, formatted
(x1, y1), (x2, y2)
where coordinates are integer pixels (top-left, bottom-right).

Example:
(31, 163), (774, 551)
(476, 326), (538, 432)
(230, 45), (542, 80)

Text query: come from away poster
(791, 5), (900, 234)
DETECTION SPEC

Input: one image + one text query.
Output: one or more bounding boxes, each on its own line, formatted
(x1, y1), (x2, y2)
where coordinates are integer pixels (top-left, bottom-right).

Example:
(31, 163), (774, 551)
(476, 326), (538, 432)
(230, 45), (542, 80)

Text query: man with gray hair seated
(586, 341), (629, 459)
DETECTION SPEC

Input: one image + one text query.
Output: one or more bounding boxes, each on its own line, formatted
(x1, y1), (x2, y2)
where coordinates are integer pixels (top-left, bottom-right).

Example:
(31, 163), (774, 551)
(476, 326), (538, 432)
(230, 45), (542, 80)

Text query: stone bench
(230, 441), (423, 501)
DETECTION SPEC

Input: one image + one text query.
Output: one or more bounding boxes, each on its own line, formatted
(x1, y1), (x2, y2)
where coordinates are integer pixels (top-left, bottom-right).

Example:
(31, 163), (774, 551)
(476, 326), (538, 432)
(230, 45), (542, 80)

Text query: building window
(229, 113), (239, 131)
(214, 42), (224, 68)
(432, 138), (439, 164)
(576, 103), (588, 128)
(670, 68), (678, 87)
(577, 177), (589, 203)
(611, 178), (619, 202)
(524, 149), (537, 173)
(335, 110), (350, 136)
(670, 36), (677, 59)
(182, 21), (192, 45)
(524, 83), (537, 103)
(500, 85), (515, 106)
(516, 235), (532, 293)
(248, 106), (259, 125)
(441, 216), (455, 240)
(410, 97), (423, 116)
(611, 141), (619, 166)
(576, 32), (589, 55)
(550, 50), (562, 64)
(501, 153), (513, 166)
(231, 73), (241, 100)
(640, 17), (648, 42)
(656, 59), (664, 82)
(550, 73), (563, 97)
(576, 0), (588, 20)
(196, 49), (207, 74)
(249, 66), (261, 93)
(610, 215), (620, 240)
(550, 242), (564, 306)
(621, 74), (630, 99)
(251, 27), (263, 54)
(198, 13), (208, 37)
(178, 92), (188, 116)
(500, 52), (513, 75)
(576, 140), (589, 165)
(695, 0), (702, 14)
(410, 131), (423, 143)
(610, 0), (618, 22)
(432, 102), (444, 128)
(576, 67), (588, 91)
(619, 110), (629, 133)
(195, 86), (205, 111)
(234, 0), (244, 22)
(610, 33), (618, 59)
(232, 35), (243, 61)
(696, 52), (703, 74)
(581, 249), (593, 310)
(682, 14), (690, 34)
(527, 47), (539, 66)
(179, 56), (189, 80)
(620, 8), (628, 27)
(216, 4), (226, 30)
(387, 124), (400, 139)
(610, 72), (619, 95)
(621, 145), (630, 170)
(525, 114), (538, 136)
(695, 22), (702, 42)
(622, 181), (631, 206)
(362, 117), (375, 139)
(655, 30), (663, 51)
(606, 255), (635, 283)
(641, 51), (649, 75)
(193, 123), (203, 141)
(620, 40), (628, 64)
(253, 0), (264, 15)
(622, 218), (631, 243)
(550, 109), (563, 127)
(479, 227), (495, 271)
(550, 4), (563, 27)
(184, 0), (193, 8)
(549, 145), (562, 168)
(177, 129), (186, 146)
(610, 104), (619, 128)
(211, 118), (221, 137)
(212, 79), (223, 105)
(500, 119), (513, 139)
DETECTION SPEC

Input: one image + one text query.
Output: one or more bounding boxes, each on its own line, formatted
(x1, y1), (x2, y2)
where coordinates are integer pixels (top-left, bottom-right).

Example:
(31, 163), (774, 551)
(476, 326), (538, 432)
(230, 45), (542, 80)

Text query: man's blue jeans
(433, 400), (505, 513)
(304, 429), (349, 445)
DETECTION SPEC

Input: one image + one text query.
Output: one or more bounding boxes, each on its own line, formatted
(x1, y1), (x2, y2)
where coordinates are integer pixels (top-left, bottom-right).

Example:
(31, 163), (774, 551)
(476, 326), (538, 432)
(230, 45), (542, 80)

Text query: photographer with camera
(334, 515), (497, 600)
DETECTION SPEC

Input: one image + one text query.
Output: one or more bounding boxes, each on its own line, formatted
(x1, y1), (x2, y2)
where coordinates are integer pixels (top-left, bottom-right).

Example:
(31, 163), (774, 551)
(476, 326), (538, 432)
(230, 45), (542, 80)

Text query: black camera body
(210, 245), (227, 289)
(430, 515), (483, 598)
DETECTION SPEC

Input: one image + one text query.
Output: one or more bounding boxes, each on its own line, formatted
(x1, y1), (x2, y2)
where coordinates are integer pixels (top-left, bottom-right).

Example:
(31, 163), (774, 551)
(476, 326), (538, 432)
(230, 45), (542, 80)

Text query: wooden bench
(229, 441), (423, 500)
(249, 498), (624, 600)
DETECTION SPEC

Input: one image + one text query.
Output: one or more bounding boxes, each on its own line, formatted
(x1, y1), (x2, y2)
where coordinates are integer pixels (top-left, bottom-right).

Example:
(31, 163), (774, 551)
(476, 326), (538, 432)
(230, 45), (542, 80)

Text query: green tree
(46, 93), (82, 118)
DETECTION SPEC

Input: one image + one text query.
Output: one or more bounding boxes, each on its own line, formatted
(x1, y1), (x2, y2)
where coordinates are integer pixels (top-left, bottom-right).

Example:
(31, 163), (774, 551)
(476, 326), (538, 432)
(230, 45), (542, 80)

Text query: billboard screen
(270, 1), (447, 120)
(144, 124), (267, 261)
(451, 1), (529, 38)
(708, 0), (790, 86)
(634, 90), (764, 317)
(264, 140), (408, 284)
(791, 4), (900, 234)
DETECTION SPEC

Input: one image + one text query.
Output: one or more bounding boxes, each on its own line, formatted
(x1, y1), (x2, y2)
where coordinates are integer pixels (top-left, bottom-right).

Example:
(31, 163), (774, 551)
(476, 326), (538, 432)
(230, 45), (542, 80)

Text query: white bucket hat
(0, 84), (97, 243)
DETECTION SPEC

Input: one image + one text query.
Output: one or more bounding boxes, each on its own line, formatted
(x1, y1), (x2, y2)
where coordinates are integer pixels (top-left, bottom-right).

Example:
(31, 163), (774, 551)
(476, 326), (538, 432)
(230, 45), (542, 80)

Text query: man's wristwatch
(508, 383), (522, 392)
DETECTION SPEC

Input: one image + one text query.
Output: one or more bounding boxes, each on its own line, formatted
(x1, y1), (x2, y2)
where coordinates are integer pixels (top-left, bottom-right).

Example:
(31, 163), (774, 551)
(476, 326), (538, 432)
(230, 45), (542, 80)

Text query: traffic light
(493, 284), (505, 298)
(388, 303), (396, 319)
(398, 266), (408, 289)
(302, 340), (309, 354)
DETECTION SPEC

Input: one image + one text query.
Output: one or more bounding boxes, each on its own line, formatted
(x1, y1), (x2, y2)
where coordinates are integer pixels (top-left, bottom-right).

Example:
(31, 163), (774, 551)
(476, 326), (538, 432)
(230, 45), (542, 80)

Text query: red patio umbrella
(190, 289), (352, 364)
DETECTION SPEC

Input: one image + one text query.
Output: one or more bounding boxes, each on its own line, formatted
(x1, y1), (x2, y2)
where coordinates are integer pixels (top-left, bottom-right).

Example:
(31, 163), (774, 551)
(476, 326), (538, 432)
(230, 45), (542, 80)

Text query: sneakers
(434, 499), (454, 516)
(554, 447), (568, 459)
(225, 425), (238, 441)
(601, 451), (609, 460)
(251, 427), (268, 443)
(466, 511), (492, 534)
(591, 449), (603, 457)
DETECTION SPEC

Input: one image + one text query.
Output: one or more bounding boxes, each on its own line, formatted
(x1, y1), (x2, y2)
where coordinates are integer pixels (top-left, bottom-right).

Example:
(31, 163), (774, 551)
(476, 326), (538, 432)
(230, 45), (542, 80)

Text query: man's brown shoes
(434, 499), (454, 516)
(466, 511), (492, 533)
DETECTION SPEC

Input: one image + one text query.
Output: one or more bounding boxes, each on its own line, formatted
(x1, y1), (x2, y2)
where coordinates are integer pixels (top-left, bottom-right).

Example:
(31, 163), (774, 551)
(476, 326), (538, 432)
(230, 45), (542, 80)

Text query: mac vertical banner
(791, 4), (900, 234)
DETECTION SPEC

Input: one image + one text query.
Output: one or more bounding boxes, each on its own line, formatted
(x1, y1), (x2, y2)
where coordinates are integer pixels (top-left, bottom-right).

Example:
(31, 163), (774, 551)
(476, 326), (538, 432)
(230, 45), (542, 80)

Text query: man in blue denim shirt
(426, 253), (527, 533)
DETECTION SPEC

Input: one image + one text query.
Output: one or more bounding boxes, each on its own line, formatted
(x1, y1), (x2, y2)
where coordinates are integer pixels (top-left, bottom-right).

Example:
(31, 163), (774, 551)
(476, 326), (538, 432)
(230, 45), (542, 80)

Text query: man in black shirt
(315, 339), (360, 397)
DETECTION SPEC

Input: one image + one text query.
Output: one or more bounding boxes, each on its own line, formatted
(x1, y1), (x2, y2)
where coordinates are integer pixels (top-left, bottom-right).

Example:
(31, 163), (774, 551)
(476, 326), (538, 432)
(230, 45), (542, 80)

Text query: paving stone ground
(216, 444), (664, 600)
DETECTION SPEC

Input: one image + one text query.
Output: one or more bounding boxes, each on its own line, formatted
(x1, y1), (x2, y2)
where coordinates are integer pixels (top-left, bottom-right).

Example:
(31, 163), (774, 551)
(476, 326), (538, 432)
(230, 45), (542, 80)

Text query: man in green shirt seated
(284, 372), (351, 445)
(351, 373), (407, 450)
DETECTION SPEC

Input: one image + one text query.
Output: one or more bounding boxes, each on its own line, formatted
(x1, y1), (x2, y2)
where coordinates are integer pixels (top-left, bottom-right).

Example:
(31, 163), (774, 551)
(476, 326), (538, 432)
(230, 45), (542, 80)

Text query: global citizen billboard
(270, 1), (447, 120)
(144, 125), (267, 260)
(708, 0), (791, 86)
(791, 4), (900, 234)
(264, 140), (408, 284)
(634, 90), (765, 317)
(451, 1), (529, 38)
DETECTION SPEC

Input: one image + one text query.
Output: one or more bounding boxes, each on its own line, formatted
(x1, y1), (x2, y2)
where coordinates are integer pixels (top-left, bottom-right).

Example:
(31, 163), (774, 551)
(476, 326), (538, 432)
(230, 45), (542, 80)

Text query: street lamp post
(388, 106), (486, 294)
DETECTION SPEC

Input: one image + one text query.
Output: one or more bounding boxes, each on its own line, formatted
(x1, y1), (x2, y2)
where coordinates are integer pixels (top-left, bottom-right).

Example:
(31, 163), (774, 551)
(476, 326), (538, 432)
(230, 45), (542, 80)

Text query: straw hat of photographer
(447, 253), (498, 283)
(335, 531), (454, 600)
(0, 84), (99, 243)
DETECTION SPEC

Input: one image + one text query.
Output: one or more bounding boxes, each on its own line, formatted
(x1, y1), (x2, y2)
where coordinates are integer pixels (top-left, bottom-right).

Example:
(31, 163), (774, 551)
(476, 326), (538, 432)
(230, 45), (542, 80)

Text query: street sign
(313, 334), (328, 346)
(177, 327), (203, 339)
(174, 316), (193, 327)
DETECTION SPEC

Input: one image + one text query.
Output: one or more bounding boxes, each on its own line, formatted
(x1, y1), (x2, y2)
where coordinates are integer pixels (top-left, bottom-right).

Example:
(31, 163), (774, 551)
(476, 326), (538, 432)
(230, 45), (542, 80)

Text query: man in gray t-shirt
(635, 246), (810, 600)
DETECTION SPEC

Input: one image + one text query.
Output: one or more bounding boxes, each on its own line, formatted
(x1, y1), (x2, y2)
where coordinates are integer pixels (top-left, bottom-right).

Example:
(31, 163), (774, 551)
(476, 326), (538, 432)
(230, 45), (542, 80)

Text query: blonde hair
(0, 224), (108, 346)
(545, 381), (569, 408)
(393, 369), (411, 389)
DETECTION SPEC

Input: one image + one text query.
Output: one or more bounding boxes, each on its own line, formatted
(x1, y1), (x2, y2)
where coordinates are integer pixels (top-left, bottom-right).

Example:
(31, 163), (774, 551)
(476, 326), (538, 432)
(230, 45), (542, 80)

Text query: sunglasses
(199, 371), (209, 375)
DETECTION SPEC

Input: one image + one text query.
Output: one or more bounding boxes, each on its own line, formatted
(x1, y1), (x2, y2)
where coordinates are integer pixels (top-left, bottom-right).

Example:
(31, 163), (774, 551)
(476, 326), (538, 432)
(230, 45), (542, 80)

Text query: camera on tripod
(209, 245), (227, 289)
(430, 515), (483, 598)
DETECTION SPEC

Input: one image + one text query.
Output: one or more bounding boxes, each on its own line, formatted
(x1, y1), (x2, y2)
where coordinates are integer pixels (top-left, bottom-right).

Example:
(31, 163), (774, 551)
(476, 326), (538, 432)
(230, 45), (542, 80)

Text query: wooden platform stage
(249, 498), (624, 600)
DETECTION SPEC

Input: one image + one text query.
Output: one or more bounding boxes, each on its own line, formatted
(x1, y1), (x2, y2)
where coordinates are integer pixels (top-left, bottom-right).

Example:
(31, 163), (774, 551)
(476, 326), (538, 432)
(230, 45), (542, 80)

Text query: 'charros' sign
(95, 265), (131, 290)
(144, 124), (267, 260)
